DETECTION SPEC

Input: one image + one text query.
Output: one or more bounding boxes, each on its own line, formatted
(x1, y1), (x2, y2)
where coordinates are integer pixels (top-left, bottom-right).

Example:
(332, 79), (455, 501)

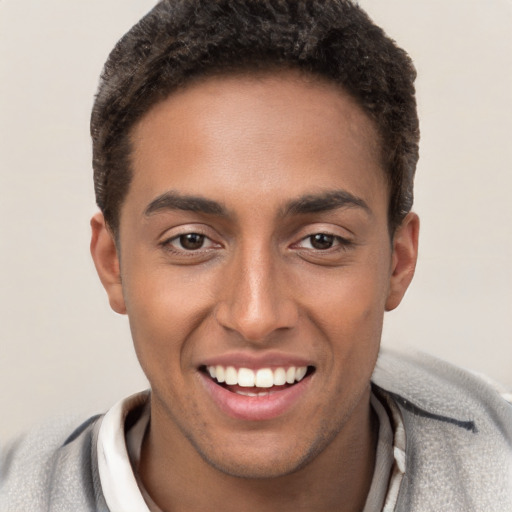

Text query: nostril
(214, 289), (299, 343)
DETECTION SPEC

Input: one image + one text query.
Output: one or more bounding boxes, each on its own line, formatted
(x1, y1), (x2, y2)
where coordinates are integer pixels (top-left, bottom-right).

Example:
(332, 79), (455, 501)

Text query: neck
(139, 387), (377, 512)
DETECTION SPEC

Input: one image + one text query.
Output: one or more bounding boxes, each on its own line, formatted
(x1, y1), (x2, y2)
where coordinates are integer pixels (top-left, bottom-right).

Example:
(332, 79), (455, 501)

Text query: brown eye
(179, 233), (205, 250)
(309, 233), (335, 250)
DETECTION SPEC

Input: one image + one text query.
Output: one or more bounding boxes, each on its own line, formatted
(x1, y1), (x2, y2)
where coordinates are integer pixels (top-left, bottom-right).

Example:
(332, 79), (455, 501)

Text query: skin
(91, 71), (419, 512)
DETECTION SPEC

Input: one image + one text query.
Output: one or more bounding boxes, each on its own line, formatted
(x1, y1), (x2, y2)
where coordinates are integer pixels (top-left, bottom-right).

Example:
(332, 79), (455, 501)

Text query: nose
(215, 246), (298, 343)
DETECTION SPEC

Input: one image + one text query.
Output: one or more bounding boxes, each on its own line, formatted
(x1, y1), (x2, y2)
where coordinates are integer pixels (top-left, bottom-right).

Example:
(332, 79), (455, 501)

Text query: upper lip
(199, 351), (314, 370)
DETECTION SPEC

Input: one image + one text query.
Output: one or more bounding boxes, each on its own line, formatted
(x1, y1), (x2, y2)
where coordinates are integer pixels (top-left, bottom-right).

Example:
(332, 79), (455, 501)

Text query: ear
(385, 212), (420, 311)
(90, 212), (126, 314)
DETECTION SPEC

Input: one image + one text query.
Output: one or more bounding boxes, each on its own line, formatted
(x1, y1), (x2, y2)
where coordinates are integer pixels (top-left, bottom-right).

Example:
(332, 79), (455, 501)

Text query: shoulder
(373, 349), (512, 420)
(372, 349), (512, 454)
(0, 413), (107, 512)
(373, 349), (512, 512)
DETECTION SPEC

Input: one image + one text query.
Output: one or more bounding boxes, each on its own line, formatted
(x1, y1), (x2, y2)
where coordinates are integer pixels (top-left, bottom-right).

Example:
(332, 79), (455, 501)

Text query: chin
(189, 431), (329, 480)
(202, 453), (306, 480)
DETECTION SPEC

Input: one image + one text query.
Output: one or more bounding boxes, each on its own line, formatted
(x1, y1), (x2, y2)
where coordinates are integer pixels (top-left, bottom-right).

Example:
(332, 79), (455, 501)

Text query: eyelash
(160, 231), (351, 255)
(295, 232), (352, 251)
(160, 232), (220, 255)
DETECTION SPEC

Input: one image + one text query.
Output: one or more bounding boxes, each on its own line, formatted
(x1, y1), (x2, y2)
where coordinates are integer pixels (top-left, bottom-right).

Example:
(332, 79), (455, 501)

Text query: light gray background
(1, 0), (511, 440)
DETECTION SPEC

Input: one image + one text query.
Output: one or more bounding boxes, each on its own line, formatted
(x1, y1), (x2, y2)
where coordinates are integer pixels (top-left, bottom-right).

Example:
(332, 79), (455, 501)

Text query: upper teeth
(207, 365), (308, 388)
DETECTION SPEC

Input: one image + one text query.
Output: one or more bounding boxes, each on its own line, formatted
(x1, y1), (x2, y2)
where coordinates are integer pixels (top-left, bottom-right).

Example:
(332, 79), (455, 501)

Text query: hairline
(107, 66), (395, 238)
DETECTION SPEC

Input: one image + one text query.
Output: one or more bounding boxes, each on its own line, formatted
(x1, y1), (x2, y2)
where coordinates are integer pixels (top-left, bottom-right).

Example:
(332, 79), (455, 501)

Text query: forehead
(126, 70), (386, 217)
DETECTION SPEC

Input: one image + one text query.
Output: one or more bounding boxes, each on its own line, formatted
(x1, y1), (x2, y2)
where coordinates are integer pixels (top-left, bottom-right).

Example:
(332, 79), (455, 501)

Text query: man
(1, 1), (511, 511)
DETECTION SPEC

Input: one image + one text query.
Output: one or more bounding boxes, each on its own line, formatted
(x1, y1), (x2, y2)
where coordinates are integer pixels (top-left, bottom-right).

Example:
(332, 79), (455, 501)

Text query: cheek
(120, 258), (215, 371)
(294, 249), (391, 376)
(300, 260), (390, 331)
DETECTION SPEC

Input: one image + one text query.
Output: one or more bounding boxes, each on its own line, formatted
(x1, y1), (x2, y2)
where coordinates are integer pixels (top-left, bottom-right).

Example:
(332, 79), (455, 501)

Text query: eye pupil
(310, 233), (334, 250)
(180, 233), (205, 250)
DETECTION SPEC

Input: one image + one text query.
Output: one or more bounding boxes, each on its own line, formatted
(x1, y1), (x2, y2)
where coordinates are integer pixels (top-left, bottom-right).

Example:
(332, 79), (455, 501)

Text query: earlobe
(90, 212), (127, 314)
(385, 212), (420, 311)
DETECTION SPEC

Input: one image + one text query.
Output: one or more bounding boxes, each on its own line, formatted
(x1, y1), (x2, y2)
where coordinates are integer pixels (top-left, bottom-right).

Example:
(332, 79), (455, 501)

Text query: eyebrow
(282, 190), (371, 217)
(144, 189), (370, 219)
(144, 191), (228, 217)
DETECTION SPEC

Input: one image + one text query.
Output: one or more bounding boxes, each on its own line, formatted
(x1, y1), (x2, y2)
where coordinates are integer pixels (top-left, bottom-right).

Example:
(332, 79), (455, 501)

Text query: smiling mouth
(200, 365), (316, 396)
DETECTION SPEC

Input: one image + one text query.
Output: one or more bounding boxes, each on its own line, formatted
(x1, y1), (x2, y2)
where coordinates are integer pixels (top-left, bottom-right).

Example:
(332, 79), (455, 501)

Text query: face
(92, 71), (418, 479)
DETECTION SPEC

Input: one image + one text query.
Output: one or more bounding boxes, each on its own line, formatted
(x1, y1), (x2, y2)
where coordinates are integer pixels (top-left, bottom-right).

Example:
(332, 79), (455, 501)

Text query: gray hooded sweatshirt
(1, 350), (511, 511)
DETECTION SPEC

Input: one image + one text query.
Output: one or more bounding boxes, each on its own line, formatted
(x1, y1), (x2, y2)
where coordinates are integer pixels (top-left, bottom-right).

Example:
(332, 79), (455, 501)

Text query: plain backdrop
(1, 0), (511, 440)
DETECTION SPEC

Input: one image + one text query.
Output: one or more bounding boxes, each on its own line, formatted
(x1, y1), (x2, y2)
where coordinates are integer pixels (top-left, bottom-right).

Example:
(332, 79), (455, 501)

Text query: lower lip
(200, 372), (312, 421)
